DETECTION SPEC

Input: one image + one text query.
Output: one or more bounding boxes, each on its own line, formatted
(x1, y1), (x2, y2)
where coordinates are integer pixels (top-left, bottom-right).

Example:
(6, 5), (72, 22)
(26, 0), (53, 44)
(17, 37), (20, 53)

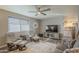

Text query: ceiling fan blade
(41, 8), (51, 12)
(41, 13), (47, 15)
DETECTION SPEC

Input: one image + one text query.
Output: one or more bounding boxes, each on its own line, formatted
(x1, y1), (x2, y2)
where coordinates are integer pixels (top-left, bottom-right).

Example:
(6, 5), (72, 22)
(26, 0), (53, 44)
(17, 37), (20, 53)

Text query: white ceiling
(0, 5), (78, 20)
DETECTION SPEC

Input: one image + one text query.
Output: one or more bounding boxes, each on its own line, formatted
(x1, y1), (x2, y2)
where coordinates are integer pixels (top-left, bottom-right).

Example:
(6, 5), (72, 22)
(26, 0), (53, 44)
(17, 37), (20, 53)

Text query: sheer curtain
(8, 17), (30, 32)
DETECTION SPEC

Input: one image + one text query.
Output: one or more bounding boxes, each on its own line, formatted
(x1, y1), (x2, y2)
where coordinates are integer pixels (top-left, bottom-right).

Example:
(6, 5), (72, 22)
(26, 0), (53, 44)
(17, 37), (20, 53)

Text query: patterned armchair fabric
(7, 43), (17, 51)
(64, 38), (79, 53)
(56, 39), (76, 52)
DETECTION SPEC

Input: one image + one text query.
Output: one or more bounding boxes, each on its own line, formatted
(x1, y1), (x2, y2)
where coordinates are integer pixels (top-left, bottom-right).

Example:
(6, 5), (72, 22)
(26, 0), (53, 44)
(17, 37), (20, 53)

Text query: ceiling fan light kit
(29, 6), (51, 16)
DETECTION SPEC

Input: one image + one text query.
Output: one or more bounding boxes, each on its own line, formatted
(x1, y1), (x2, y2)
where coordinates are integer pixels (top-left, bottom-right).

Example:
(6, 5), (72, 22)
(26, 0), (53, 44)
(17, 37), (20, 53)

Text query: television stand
(44, 32), (60, 40)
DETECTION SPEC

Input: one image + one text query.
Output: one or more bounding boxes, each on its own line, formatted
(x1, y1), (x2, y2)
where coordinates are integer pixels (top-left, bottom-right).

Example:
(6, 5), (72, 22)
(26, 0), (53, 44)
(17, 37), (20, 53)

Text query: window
(20, 20), (30, 31)
(8, 17), (30, 32)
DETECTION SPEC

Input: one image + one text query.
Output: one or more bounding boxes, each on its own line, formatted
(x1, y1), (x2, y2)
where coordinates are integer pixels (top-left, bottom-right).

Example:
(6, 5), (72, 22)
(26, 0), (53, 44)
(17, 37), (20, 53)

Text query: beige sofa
(6, 31), (30, 43)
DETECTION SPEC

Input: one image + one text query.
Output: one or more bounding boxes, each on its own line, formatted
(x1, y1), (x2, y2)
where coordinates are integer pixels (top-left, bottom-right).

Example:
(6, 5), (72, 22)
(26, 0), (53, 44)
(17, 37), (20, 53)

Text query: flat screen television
(46, 25), (58, 33)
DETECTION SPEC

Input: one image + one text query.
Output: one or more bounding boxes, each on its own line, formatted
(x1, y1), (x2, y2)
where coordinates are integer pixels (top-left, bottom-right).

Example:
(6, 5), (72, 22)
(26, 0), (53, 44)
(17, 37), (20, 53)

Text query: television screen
(46, 25), (58, 33)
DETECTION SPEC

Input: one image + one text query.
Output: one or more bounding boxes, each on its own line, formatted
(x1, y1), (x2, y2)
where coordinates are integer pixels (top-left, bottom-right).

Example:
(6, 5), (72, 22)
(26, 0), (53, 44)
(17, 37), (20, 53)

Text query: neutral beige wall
(0, 9), (39, 46)
(0, 10), (8, 46)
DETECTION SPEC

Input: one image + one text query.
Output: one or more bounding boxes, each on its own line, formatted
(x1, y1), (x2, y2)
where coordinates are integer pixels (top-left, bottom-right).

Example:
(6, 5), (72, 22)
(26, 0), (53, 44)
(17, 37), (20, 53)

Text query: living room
(0, 5), (79, 53)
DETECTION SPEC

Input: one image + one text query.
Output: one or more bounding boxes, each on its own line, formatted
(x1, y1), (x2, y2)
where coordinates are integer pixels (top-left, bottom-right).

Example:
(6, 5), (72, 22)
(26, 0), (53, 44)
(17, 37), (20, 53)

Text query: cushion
(73, 39), (79, 48)
(13, 40), (22, 44)
(70, 40), (76, 48)
(56, 39), (68, 51)
(18, 40), (28, 45)
(20, 35), (27, 40)
(7, 43), (17, 51)
(56, 44), (67, 51)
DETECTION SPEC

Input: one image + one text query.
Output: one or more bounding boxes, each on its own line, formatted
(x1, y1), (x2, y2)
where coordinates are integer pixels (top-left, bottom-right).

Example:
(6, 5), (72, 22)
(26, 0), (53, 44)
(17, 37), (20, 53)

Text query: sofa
(5, 31), (30, 51)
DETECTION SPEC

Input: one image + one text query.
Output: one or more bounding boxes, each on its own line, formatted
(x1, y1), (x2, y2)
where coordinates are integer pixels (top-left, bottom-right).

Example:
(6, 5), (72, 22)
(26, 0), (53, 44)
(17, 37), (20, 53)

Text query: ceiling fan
(28, 6), (51, 16)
